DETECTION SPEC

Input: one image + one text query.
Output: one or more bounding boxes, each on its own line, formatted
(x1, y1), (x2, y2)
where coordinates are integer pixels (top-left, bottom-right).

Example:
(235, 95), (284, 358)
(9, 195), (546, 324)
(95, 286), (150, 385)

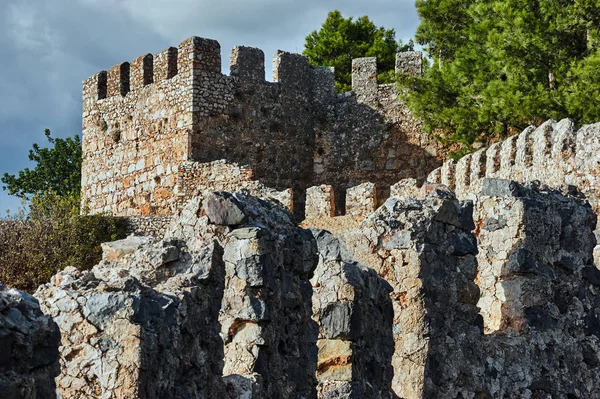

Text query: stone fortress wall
(3, 33), (593, 398)
(81, 36), (442, 218)
(426, 118), (600, 209)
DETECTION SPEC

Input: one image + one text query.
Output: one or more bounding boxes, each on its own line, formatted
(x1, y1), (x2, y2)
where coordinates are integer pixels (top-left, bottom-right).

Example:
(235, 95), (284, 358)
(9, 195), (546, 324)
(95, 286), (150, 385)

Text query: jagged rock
(342, 192), (480, 398)
(419, 182), (456, 200)
(310, 229), (394, 398)
(11, 175), (600, 399)
(390, 178), (419, 198)
(101, 236), (152, 261)
(36, 191), (319, 399)
(480, 178), (522, 197)
(203, 192), (248, 226)
(0, 283), (60, 399)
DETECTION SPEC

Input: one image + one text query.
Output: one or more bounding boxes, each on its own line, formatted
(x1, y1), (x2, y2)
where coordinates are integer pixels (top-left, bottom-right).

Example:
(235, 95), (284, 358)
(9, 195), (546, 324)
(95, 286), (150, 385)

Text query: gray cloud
(0, 0), (419, 214)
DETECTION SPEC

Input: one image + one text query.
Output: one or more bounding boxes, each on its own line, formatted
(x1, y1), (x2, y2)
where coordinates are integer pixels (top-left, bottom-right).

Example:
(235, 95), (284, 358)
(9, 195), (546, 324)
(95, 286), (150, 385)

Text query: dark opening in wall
(98, 71), (107, 100)
(336, 187), (347, 216)
(111, 130), (121, 144)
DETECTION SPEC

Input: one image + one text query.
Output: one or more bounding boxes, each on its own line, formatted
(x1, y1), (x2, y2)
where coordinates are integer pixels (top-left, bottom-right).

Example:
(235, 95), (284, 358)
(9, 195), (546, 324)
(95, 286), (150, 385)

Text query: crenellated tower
(81, 35), (439, 217)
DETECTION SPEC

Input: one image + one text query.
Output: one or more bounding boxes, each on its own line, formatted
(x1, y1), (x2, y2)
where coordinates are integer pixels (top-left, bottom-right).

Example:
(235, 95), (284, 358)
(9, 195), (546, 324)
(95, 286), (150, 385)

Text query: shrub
(0, 192), (125, 292)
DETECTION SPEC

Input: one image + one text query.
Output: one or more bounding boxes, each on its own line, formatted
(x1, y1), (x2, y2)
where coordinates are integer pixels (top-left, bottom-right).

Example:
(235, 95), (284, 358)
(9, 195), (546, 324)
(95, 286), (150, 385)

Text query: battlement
(230, 46), (265, 82)
(396, 51), (423, 76)
(305, 182), (377, 220)
(83, 37), (317, 105)
(81, 34), (438, 219)
(83, 35), (423, 105)
(83, 37), (222, 104)
(351, 51), (423, 103)
(427, 118), (595, 202)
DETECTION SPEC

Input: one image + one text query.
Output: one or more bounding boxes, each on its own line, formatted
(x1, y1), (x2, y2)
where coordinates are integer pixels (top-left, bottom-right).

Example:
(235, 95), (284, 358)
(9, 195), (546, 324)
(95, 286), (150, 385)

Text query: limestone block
(306, 185), (335, 219)
(346, 182), (376, 217)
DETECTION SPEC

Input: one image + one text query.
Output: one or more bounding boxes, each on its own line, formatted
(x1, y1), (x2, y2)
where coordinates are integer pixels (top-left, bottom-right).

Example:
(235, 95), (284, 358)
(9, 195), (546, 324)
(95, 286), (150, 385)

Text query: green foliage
(0, 192), (125, 292)
(1, 129), (82, 199)
(565, 49), (600, 122)
(304, 10), (412, 92)
(401, 0), (600, 145)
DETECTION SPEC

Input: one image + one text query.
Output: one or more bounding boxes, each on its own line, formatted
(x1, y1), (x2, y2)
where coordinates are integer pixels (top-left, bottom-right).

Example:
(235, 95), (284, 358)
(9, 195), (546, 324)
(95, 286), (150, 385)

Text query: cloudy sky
(0, 0), (420, 214)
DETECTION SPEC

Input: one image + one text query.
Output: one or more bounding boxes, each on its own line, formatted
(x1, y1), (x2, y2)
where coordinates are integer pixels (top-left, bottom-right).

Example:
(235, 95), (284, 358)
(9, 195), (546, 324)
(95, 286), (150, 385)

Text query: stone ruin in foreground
(4, 35), (600, 398)
(5, 178), (600, 398)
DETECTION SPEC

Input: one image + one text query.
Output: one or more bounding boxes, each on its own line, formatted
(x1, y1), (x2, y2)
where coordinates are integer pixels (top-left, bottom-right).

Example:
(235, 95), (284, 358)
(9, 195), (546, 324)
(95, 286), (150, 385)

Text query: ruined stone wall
(340, 185), (480, 398)
(427, 118), (600, 211)
(468, 180), (600, 398)
(4, 180), (600, 397)
(82, 36), (443, 218)
(318, 181), (600, 398)
(303, 182), (378, 236)
(310, 229), (394, 397)
(36, 190), (322, 398)
(313, 56), (442, 210)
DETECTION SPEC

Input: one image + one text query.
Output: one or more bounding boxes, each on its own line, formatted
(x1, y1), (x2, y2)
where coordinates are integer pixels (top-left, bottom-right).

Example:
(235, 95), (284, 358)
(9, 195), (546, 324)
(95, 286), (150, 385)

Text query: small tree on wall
(1, 129), (82, 200)
(304, 10), (413, 92)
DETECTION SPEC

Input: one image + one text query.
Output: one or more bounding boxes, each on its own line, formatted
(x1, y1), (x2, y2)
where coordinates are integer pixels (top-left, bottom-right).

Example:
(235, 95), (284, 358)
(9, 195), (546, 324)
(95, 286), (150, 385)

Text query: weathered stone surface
(203, 191), (247, 226)
(345, 182), (377, 218)
(101, 235), (152, 260)
(475, 179), (596, 333)
(8, 171), (600, 398)
(0, 283), (60, 399)
(310, 229), (394, 398)
(429, 119), (600, 264)
(306, 185), (336, 219)
(36, 244), (225, 399)
(390, 178), (419, 198)
(319, 180), (600, 398)
(36, 191), (319, 398)
(342, 193), (480, 398)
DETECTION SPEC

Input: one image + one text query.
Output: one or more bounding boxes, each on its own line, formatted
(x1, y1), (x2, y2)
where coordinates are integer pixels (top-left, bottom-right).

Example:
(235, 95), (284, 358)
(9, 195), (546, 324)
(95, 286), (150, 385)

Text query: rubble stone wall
(122, 215), (173, 237)
(82, 36), (443, 218)
(313, 60), (441, 210)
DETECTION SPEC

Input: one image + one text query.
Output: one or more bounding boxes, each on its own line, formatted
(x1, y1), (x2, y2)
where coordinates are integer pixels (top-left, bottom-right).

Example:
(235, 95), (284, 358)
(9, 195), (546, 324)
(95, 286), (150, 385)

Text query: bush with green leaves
(0, 192), (125, 292)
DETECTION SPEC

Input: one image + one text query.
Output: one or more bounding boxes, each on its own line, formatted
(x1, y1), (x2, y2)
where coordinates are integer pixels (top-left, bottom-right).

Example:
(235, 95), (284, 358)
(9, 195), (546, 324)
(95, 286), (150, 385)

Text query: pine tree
(402, 0), (600, 146)
(304, 10), (411, 92)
